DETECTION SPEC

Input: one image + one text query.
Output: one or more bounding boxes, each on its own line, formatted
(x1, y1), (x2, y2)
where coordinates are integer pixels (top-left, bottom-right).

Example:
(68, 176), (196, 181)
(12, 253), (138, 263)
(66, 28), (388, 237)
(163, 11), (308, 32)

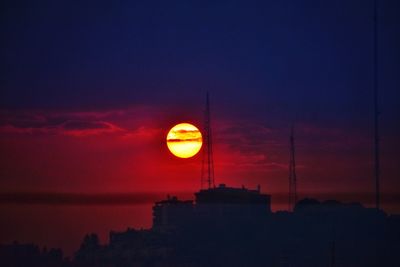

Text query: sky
(0, 0), (400, 255)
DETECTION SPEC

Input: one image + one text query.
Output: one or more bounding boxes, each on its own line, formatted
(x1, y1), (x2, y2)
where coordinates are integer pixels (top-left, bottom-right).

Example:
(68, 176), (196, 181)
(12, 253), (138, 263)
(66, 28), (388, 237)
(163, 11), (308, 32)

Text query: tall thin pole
(201, 92), (215, 189)
(330, 226), (336, 267)
(330, 239), (336, 267)
(288, 124), (297, 211)
(373, 0), (380, 211)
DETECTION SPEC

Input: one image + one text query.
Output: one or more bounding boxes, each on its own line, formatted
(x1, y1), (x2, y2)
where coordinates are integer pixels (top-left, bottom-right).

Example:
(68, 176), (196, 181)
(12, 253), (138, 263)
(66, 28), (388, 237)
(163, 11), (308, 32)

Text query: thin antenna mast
(373, 0), (380, 210)
(288, 124), (297, 211)
(201, 92), (215, 189)
(330, 239), (336, 267)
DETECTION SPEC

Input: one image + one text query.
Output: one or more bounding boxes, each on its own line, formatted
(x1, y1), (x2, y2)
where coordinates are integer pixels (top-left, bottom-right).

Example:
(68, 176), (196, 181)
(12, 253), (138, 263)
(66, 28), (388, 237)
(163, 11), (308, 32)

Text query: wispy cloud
(0, 109), (165, 138)
(0, 192), (193, 205)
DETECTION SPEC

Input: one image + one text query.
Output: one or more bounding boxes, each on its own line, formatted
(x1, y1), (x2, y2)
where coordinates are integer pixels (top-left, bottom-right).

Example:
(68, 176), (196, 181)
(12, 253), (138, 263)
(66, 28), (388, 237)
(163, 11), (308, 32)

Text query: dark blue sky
(2, 0), (399, 126)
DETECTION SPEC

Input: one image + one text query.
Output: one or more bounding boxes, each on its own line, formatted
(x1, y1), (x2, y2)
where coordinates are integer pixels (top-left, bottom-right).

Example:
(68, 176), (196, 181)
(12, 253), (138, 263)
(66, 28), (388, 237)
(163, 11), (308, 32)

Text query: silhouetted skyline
(2, 187), (400, 266)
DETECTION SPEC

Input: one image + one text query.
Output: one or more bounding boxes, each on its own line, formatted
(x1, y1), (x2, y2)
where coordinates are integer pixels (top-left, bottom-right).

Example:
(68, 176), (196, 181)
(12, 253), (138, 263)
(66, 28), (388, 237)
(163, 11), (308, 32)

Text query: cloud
(63, 121), (110, 130)
(0, 110), (125, 137)
(121, 126), (162, 142)
(167, 138), (202, 143)
(61, 121), (124, 137)
(173, 129), (200, 134)
(0, 105), (171, 138)
(0, 192), (192, 205)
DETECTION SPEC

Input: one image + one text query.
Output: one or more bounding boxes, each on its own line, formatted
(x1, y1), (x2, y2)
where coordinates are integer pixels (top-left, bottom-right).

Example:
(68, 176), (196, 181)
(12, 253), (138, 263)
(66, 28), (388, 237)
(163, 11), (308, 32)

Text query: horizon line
(1, 191), (399, 207)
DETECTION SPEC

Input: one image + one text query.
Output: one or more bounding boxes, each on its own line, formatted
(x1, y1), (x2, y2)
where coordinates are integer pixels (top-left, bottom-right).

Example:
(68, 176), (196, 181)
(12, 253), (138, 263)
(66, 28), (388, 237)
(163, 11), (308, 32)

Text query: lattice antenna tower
(201, 92), (215, 189)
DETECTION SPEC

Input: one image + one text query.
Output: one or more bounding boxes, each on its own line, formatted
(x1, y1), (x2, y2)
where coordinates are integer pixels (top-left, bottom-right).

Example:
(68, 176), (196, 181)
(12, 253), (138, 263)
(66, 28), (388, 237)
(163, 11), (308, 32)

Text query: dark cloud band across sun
(167, 138), (202, 143)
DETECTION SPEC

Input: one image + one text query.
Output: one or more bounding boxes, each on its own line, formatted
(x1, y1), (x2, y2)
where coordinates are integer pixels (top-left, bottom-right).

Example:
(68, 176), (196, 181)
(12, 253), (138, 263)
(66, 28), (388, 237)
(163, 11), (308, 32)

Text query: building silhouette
(69, 185), (400, 267)
(0, 242), (68, 267)
(153, 195), (194, 232)
(1, 186), (399, 266)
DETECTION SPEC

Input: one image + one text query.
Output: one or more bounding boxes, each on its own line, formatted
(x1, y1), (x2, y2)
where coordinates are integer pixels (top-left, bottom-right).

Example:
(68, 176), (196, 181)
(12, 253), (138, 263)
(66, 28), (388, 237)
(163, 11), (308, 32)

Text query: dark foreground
(1, 185), (400, 267)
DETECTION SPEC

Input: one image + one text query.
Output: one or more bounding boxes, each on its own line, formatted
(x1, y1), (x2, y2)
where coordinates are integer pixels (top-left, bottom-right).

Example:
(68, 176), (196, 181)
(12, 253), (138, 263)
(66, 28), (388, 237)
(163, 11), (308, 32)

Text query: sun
(166, 123), (203, 158)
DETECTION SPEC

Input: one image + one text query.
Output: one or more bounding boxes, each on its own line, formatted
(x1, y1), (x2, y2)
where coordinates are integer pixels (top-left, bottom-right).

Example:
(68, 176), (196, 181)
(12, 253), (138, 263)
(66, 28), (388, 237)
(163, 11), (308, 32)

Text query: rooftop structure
(195, 183), (270, 207)
(152, 184), (272, 232)
(152, 195), (194, 231)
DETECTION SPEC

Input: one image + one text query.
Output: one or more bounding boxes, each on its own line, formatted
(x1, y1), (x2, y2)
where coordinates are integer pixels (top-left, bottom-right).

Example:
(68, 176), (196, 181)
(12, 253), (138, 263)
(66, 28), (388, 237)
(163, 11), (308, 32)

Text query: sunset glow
(166, 123), (202, 158)
(1, 0), (400, 262)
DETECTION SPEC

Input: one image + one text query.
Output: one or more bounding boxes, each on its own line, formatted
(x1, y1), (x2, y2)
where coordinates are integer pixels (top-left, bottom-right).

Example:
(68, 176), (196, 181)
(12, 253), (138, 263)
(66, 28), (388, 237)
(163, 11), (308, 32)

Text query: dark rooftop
(195, 184), (270, 205)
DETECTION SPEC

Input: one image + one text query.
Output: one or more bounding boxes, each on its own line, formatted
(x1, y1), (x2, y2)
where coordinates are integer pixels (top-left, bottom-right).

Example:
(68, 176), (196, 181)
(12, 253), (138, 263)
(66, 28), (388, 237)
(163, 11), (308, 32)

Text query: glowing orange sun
(166, 123), (202, 158)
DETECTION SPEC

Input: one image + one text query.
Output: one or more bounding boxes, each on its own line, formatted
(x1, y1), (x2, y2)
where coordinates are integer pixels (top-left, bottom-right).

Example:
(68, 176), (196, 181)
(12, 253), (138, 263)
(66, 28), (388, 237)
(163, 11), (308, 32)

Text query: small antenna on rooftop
(201, 92), (215, 189)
